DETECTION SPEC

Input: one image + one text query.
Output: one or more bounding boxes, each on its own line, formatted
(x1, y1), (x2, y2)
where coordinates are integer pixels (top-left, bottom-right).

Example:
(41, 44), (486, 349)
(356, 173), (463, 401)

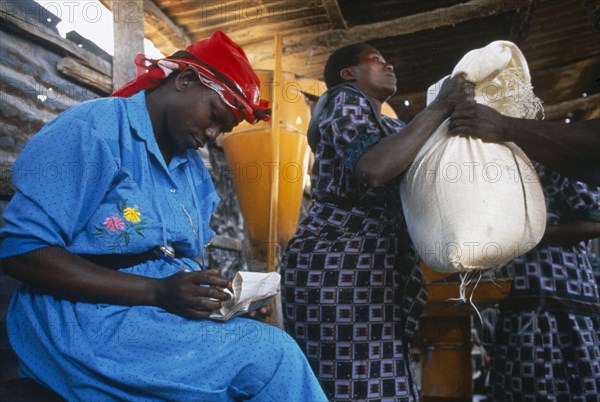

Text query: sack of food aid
(400, 40), (547, 273)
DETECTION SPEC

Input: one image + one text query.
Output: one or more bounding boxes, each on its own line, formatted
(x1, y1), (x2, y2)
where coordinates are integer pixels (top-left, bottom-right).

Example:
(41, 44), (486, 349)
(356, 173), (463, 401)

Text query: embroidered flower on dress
(94, 200), (147, 251)
(103, 215), (125, 232)
(123, 207), (141, 222)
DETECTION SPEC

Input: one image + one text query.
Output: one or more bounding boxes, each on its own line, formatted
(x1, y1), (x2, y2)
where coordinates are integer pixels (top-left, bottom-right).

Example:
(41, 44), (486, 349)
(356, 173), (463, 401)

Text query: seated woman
(281, 43), (472, 401)
(0, 30), (327, 402)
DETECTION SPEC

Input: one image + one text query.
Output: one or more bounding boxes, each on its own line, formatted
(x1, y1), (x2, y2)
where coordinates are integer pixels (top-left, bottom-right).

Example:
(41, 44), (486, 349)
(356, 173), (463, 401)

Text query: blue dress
(0, 91), (327, 401)
(282, 84), (426, 401)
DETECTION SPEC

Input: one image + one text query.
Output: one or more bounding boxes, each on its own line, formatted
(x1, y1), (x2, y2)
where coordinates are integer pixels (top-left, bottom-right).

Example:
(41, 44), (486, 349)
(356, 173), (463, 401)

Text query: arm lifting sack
(400, 40), (547, 273)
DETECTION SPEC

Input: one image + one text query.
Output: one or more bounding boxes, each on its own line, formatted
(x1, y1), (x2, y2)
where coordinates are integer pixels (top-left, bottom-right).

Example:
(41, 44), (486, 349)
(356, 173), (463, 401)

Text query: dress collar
(124, 90), (188, 171)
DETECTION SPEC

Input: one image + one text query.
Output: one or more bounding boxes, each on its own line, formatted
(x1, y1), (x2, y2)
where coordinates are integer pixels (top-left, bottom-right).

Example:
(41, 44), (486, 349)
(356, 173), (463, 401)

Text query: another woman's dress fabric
(0, 91), (327, 402)
(488, 165), (600, 401)
(282, 84), (427, 401)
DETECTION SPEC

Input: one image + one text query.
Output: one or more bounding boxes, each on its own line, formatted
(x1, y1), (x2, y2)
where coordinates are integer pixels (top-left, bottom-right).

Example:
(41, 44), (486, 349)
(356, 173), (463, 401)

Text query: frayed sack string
(448, 270), (485, 324)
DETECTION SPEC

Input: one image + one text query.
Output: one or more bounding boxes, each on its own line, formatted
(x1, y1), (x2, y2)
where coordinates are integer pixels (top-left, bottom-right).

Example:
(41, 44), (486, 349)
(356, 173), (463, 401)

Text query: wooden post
(267, 35), (283, 327)
(267, 34), (282, 274)
(418, 264), (512, 401)
(112, 0), (144, 91)
(419, 315), (473, 401)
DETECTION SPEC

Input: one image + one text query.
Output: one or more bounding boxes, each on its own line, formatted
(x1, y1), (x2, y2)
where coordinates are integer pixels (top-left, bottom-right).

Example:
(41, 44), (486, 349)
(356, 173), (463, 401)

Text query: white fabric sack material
(209, 271), (280, 321)
(400, 40), (547, 273)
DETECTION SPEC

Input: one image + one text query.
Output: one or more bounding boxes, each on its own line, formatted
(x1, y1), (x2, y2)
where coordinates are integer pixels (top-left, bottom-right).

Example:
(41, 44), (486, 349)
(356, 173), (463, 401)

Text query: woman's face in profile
(167, 74), (239, 153)
(348, 46), (397, 101)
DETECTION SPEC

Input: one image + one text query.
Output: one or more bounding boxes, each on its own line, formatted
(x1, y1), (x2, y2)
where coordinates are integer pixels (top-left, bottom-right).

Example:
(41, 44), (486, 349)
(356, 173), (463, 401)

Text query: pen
(157, 251), (233, 294)
(157, 252), (196, 272)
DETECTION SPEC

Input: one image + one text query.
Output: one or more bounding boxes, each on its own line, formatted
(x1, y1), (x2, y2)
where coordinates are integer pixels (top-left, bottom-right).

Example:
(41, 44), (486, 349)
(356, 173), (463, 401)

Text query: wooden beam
(101, 0), (192, 56)
(103, 0), (541, 76)
(322, 0), (347, 29)
(543, 93), (600, 120)
(112, 0), (145, 90)
(0, 1), (111, 77)
(282, 0), (539, 54)
(509, 1), (534, 45)
(57, 57), (113, 94)
(530, 55), (600, 103)
(143, 0), (191, 55)
(242, 0), (540, 70)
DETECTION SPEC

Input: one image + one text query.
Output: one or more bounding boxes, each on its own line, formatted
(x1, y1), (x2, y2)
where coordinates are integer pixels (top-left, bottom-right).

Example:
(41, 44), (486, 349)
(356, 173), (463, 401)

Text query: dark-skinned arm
(356, 75), (474, 187)
(540, 220), (600, 247)
(449, 102), (600, 185)
(1, 246), (231, 319)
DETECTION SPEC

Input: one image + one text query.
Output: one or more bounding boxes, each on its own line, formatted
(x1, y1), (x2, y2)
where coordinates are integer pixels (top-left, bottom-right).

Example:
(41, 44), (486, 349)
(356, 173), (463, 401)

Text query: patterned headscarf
(111, 30), (270, 124)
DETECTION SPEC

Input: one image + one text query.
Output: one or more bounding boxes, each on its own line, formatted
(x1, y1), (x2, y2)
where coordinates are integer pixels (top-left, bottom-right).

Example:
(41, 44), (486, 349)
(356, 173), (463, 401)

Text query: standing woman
(281, 43), (472, 401)
(0, 30), (327, 402)
(449, 102), (600, 401)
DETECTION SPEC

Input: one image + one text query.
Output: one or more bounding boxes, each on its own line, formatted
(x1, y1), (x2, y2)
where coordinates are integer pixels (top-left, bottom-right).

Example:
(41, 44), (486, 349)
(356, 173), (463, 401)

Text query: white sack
(400, 41), (547, 273)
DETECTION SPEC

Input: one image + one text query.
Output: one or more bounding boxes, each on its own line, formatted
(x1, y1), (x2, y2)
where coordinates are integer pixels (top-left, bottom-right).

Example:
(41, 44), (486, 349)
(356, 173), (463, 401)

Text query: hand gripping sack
(400, 41), (547, 273)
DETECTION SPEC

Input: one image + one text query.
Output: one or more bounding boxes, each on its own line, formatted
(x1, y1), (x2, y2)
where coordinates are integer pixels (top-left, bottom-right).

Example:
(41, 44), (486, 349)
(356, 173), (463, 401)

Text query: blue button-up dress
(0, 91), (327, 401)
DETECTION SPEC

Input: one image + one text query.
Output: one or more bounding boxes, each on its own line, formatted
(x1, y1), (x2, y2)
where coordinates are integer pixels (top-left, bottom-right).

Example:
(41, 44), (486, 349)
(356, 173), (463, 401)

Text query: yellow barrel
(222, 69), (310, 259)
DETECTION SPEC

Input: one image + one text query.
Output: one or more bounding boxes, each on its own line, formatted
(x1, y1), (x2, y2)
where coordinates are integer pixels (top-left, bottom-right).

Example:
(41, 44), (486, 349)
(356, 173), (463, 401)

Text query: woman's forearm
(504, 118), (600, 184)
(356, 100), (451, 187)
(503, 118), (600, 162)
(450, 104), (600, 184)
(540, 220), (600, 246)
(2, 246), (160, 306)
(356, 75), (474, 187)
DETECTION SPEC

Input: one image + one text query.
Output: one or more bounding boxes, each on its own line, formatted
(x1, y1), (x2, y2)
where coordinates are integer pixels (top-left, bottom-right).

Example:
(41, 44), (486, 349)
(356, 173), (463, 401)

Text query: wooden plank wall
(0, 2), (106, 201)
(0, 1), (109, 382)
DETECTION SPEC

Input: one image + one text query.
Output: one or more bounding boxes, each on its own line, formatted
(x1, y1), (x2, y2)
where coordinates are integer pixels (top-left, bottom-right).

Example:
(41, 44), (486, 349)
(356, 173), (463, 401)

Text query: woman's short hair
(323, 43), (371, 88)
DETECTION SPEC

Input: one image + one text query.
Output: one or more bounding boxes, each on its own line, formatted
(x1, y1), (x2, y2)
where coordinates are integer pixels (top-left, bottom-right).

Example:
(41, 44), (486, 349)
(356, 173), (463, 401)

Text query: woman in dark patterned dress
(281, 43), (473, 401)
(449, 103), (600, 401)
(487, 166), (600, 401)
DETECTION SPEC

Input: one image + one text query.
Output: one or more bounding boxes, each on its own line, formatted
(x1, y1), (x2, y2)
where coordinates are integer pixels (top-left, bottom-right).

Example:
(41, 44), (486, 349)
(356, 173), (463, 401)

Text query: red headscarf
(111, 30), (270, 124)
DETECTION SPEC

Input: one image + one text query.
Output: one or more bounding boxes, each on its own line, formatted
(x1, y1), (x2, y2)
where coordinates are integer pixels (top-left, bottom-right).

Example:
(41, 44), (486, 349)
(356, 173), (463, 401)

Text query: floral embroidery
(103, 215), (125, 232)
(94, 200), (147, 251)
(123, 207), (141, 222)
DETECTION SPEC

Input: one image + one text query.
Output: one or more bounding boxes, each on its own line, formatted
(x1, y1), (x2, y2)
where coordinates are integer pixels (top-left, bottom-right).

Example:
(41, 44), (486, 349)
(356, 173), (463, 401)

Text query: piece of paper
(209, 271), (281, 321)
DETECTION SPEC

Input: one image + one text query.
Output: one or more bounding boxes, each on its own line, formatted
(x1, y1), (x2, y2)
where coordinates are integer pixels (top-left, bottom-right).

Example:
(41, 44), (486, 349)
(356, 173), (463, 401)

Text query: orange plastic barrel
(222, 69), (310, 260)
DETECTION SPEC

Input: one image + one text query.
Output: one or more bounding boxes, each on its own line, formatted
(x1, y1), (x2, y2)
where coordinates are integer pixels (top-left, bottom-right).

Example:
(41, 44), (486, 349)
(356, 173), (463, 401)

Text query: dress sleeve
(325, 89), (385, 175)
(538, 165), (600, 224)
(563, 180), (600, 222)
(0, 117), (118, 258)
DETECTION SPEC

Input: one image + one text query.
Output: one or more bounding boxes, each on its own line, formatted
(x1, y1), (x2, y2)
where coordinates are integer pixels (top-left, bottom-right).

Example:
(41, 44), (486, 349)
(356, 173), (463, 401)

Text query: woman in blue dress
(0, 30), (327, 401)
(281, 43), (473, 401)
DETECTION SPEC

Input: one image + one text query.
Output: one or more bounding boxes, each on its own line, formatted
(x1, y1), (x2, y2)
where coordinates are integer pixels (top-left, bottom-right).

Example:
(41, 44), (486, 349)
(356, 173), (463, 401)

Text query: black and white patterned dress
(282, 84), (427, 401)
(488, 165), (600, 401)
